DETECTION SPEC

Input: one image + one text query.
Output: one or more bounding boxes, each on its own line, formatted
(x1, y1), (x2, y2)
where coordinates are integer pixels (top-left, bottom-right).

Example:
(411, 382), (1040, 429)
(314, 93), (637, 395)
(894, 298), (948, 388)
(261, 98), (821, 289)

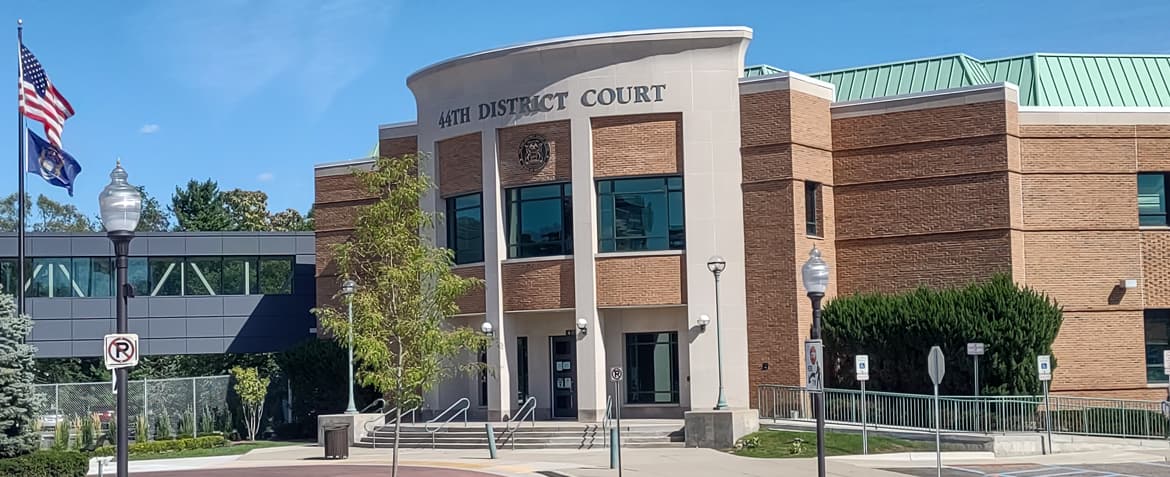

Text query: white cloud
(257, 172), (275, 182)
(139, 124), (160, 134)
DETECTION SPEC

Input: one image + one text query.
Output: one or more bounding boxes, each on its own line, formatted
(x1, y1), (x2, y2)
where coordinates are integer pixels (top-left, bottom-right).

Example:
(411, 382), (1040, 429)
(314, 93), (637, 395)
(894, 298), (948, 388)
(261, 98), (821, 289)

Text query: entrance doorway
(550, 335), (577, 419)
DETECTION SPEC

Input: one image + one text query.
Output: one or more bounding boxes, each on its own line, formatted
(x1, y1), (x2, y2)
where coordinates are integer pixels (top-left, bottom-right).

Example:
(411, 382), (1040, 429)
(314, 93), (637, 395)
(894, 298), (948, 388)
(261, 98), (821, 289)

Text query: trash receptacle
(323, 423), (350, 459)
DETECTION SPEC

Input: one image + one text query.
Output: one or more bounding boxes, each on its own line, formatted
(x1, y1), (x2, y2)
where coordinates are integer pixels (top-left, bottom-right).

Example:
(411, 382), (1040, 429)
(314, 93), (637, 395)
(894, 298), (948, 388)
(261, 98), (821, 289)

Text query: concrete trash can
(323, 423), (350, 459)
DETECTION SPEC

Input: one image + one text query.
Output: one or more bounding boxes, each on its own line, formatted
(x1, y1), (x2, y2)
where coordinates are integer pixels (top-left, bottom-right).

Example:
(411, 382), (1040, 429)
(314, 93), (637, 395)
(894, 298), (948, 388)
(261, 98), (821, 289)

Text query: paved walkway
(136, 465), (499, 477)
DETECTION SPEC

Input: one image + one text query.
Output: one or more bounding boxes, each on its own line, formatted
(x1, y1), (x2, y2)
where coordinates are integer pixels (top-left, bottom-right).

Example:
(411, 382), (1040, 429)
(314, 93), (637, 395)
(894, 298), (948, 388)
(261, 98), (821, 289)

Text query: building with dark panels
(0, 231), (316, 357)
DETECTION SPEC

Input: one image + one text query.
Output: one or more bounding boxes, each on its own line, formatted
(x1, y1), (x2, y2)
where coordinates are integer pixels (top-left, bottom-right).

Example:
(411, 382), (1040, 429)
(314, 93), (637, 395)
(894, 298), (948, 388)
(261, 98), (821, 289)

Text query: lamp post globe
(341, 279), (358, 414)
(706, 255), (727, 274)
(801, 246), (831, 297)
(800, 245), (831, 477)
(481, 321), (494, 337)
(99, 160), (141, 477)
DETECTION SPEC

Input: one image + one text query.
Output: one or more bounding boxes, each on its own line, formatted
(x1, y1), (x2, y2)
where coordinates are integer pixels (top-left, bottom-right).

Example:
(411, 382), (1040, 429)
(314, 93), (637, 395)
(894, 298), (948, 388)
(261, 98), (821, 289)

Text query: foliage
(822, 274), (1063, 396)
(0, 193), (97, 232)
(51, 417), (70, 450)
(731, 430), (937, 458)
(93, 435), (227, 457)
(0, 293), (42, 457)
(135, 186), (172, 232)
(217, 408), (233, 435)
(67, 419), (80, 451)
(273, 339), (377, 438)
(78, 415), (96, 450)
(313, 153), (490, 412)
(269, 208), (313, 231)
(33, 358), (108, 384)
(231, 367), (269, 441)
(199, 406), (215, 436)
(156, 408), (174, 440)
(223, 189), (271, 232)
(178, 410), (195, 438)
(787, 438), (803, 455)
(0, 450), (88, 477)
(135, 414), (148, 443)
(170, 179), (231, 231)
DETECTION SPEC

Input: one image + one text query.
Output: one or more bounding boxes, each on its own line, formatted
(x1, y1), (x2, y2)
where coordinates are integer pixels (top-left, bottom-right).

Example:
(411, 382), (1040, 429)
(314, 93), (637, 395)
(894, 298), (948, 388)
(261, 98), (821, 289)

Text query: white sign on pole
(1037, 355), (1052, 381)
(103, 333), (139, 370)
(966, 343), (985, 356)
(927, 346), (945, 385)
(1163, 350), (1170, 374)
(805, 339), (824, 392)
(855, 355), (870, 382)
(609, 367), (624, 382)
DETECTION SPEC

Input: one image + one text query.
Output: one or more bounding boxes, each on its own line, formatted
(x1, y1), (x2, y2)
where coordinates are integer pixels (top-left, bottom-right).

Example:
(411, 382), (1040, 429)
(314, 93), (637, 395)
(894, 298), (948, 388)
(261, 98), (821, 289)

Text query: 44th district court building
(312, 26), (1170, 423)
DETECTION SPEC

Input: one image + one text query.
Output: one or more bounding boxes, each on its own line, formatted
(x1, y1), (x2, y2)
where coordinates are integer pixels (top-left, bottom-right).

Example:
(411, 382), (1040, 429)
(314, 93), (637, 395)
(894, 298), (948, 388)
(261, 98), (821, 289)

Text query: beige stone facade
(314, 27), (1170, 419)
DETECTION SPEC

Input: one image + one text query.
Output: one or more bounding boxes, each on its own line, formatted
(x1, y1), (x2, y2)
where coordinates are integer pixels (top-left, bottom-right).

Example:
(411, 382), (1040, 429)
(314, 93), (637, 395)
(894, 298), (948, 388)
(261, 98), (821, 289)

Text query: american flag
(20, 44), (73, 147)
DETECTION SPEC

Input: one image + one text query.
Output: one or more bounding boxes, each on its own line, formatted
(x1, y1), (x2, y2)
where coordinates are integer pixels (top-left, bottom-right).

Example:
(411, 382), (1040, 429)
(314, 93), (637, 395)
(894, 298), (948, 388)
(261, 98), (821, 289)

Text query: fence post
(54, 384), (60, 413)
(192, 377), (198, 438)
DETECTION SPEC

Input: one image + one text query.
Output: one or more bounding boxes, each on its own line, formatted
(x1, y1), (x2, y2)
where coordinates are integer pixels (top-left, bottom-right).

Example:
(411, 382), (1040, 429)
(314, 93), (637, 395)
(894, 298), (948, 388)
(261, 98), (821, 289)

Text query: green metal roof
(743, 64), (784, 78)
(744, 53), (1170, 107)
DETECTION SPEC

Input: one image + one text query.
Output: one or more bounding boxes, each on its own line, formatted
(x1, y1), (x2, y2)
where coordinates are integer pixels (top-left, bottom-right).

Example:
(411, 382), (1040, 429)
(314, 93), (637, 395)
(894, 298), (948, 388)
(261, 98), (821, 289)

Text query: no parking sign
(103, 333), (139, 370)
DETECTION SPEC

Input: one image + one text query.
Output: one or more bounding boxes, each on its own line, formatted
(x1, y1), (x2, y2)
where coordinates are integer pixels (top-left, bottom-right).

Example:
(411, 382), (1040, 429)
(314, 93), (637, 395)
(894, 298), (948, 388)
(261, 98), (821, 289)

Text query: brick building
(315, 27), (1170, 422)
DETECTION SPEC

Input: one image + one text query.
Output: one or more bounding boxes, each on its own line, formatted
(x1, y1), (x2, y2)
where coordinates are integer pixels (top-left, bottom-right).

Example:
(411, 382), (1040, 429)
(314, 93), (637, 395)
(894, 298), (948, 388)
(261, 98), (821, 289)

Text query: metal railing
(602, 394), (614, 448)
(358, 399), (386, 414)
(425, 397), (470, 448)
(498, 397), (537, 449)
(364, 405), (418, 449)
(758, 384), (1170, 439)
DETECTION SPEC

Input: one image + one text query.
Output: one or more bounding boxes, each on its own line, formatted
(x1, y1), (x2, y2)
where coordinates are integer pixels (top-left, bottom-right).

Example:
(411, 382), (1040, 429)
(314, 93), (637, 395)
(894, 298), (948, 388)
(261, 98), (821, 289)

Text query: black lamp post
(801, 246), (830, 477)
(98, 161), (142, 477)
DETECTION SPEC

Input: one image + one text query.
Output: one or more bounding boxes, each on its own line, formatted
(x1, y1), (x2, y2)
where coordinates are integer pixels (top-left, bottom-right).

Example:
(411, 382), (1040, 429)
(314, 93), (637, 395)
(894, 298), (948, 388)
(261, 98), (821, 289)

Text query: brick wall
(595, 255), (686, 307)
(379, 136), (419, 160)
(1144, 232), (1170, 308)
(437, 132), (483, 198)
(837, 230), (1014, 293)
(1050, 311), (1145, 392)
(835, 172), (1011, 240)
(501, 259), (574, 311)
(497, 121), (571, 187)
(454, 265), (486, 314)
(592, 113), (682, 178)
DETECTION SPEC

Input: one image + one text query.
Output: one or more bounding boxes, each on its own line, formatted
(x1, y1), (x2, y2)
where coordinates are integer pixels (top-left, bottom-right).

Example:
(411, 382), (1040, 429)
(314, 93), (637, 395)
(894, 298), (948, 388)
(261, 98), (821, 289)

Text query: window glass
(86, 257), (114, 297)
(625, 332), (680, 404)
(27, 258), (72, 297)
(185, 257), (223, 296)
(597, 176), (685, 252)
(806, 181), (821, 237)
(222, 257), (258, 295)
(506, 183), (573, 258)
(478, 349), (488, 407)
(68, 257), (92, 297)
(446, 193), (484, 264)
(128, 258), (149, 297)
(1139, 173), (1167, 226)
(517, 336), (529, 405)
(1146, 310), (1170, 383)
(148, 257), (183, 296)
(258, 256), (293, 295)
(0, 259), (14, 297)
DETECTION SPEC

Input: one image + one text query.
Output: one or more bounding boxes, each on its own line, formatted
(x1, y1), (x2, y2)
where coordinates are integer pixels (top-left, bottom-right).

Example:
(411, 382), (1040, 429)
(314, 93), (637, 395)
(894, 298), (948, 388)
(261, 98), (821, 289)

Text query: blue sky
(2, 0), (1167, 219)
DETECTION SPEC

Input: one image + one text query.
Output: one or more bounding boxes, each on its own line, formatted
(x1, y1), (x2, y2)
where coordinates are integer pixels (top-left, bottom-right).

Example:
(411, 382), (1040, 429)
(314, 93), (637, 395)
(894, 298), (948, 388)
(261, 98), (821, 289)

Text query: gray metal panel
(0, 236), (15, 255)
(186, 338), (225, 354)
(29, 236), (71, 256)
(73, 320), (114, 340)
(70, 237), (112, 256)
(127, 298), (148, 318)
(32, 320), (72, 341)
(128, 319), (149, 336)
(185, 297), (224, 316)
(148, 298), (187, 318)
(148, 319), (186, 338)
(295, 254), (314, 265)
(147, 237), (185, 256)
(128, 239), (147, 255)
(71, 298), (113, 319)
(258, 236), (296, 254)
(222, 317), (247, 336)
(148, 339), (186, 355)
(221, 236), (260, 254)
(31, 340), (72, 357)
(185, 236), (223, 255)
(30, 299), (72, 319)
(185, 318), (223, 337)
(296, 236), (315, 255)
(222, 295), (262, 315)
(72, 340), (103, 357)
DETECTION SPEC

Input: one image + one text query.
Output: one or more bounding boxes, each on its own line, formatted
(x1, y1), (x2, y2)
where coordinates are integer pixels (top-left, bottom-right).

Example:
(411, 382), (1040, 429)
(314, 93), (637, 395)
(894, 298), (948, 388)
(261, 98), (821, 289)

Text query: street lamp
(480, 321), (494, 337)
(801, 245), (831, 477)
(340, 279), (358, 414)
(98, 160), (141, 477)
(706, 255), (729, 411)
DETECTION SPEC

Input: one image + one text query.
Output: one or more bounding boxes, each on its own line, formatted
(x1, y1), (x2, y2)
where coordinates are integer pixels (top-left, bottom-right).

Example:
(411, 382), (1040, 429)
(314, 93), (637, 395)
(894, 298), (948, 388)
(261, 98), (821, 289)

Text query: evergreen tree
(170, 179), (231, 231)
(0, 293), (42, 457)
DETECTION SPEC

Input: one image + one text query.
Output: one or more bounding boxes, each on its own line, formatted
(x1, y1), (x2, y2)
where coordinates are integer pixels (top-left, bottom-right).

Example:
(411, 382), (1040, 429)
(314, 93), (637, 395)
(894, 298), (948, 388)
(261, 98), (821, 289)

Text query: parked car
(39, 409), (65, 429)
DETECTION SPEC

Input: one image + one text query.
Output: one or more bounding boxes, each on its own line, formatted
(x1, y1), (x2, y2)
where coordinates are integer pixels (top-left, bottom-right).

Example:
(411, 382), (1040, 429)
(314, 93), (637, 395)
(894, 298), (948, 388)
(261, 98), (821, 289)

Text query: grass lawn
(731, 429), (938, 458)
(129, 440), (305, 461)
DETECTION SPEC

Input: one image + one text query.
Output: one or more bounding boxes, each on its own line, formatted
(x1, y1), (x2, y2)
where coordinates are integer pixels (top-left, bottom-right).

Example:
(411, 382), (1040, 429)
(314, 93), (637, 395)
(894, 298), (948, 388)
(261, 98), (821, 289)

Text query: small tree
(231, 366), (269, 441)
(0, 292), (41, 457)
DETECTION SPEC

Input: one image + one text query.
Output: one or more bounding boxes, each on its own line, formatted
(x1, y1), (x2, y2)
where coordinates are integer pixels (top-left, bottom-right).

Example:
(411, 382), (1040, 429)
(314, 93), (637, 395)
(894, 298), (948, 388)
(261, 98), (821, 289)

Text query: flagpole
(15, 19), (25, 317)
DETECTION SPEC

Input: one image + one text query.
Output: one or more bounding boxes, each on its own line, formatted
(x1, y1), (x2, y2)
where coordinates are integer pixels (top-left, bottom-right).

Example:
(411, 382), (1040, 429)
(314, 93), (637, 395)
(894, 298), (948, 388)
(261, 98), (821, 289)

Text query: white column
(481, 130), (512, 421)
(419, 139), (447, 416)
(571, 118), (606, 422)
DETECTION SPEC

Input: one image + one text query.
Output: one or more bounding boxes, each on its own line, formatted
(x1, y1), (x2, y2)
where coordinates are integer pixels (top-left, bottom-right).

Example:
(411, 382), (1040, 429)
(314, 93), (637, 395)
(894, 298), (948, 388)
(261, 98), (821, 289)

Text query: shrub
(51, 418), (70, 451)
(178, 410), (195, 438)
(135, 414), (149, 443)
(93, 435), (228, 457)
(78, 416), (96, 451)
(199, 406), (215, 436)
(0, 450), (88, 477)
(68, 418), (81, 451)
(0, 293), (42, 458)
(156, 410), (174, 439)
(823, 274), (1063, 396)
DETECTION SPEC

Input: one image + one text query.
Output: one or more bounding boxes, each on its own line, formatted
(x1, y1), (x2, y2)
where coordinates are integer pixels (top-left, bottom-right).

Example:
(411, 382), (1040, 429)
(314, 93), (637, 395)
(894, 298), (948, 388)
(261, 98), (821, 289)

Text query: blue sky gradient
(2, 0), (1167, 219)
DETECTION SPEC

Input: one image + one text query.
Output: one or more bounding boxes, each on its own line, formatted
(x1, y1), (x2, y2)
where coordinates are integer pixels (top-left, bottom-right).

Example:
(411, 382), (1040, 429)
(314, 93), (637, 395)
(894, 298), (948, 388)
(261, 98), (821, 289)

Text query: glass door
(549, 335), (577, 419)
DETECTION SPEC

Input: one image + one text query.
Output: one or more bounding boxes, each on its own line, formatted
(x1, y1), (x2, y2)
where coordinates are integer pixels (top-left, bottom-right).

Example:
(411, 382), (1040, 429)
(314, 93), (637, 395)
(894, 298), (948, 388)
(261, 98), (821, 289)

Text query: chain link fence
(33, 375), (231, 440)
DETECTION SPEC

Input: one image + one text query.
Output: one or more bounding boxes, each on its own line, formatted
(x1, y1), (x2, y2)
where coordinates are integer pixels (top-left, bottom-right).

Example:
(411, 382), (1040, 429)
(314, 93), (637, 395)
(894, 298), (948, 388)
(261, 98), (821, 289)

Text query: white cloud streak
(257, 172), (275, 182)
(139, 124), (160, 134)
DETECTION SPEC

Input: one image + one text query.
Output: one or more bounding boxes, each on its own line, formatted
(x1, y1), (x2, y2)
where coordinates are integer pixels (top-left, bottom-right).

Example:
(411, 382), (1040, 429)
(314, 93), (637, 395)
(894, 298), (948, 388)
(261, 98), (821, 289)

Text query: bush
(78, 416), (96, 451)
(178, 410), (195, 438)
(93, 435), (228, 457)
(135, 414), (149, 443)
(0, 450), (88, 477)
(823, 274), (1063, 396)
(156, 410), (174, 439)
(51, 418), (70, 451)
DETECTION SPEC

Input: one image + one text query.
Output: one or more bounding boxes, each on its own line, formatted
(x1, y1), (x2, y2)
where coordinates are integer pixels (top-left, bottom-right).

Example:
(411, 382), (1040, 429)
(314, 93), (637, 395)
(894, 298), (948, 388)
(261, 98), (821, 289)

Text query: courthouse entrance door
(550, 335), (577, 419)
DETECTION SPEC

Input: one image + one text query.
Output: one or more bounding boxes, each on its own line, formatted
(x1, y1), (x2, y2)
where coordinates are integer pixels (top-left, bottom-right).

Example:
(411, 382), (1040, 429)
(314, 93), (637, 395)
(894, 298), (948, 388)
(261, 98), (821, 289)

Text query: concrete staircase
(356, 422), (685, 450)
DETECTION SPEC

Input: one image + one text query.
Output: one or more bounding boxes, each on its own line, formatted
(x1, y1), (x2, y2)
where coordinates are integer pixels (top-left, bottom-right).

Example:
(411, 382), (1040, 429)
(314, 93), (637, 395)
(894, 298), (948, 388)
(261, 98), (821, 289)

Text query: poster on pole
(805, 339), (824, 392)
(855, 355), (869, 382)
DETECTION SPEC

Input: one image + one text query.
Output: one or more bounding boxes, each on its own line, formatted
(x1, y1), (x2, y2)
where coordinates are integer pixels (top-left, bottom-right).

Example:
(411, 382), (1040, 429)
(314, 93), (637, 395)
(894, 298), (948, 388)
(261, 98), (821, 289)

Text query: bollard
(610, 427), (619, 469)
(485, 423), (498, 459)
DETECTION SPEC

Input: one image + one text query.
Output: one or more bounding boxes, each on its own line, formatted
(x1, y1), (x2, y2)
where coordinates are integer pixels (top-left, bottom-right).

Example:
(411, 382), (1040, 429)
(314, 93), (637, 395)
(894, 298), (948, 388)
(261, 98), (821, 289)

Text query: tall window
(478, 349), (488, 407)
(446, 193), (484, 264)
(597, 176), (684, 253)
(505, 183), (573, 258)
(1146, 310), (1170, 382)
(625, 332), (680, 404)
(0, 259), (15, 296)
(516, 337), (529, 405)
(805, 181), (822, 237)
(1139, 173), (1168, 226)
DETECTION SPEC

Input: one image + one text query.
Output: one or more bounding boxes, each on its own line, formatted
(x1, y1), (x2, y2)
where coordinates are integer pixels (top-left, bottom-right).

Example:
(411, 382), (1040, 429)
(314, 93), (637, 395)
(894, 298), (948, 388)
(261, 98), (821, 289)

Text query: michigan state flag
(26, 129), (81, 196)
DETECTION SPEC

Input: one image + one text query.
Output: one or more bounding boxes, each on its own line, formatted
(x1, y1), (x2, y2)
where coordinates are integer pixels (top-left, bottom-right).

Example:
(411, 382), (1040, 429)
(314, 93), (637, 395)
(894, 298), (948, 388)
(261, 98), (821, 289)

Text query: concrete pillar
(482, 129), (512, 421)
(571, 118), (606, 422)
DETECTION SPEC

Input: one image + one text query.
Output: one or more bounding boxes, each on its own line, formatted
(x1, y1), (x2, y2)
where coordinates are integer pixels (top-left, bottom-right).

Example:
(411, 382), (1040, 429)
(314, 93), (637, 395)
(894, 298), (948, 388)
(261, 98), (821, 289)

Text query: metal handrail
(363, 405), (418, 449)
(359, 398), (386, 414)
(602, 394), (614, 448)
(425, 397), (470, 448)
(498, 397), (537, 449)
